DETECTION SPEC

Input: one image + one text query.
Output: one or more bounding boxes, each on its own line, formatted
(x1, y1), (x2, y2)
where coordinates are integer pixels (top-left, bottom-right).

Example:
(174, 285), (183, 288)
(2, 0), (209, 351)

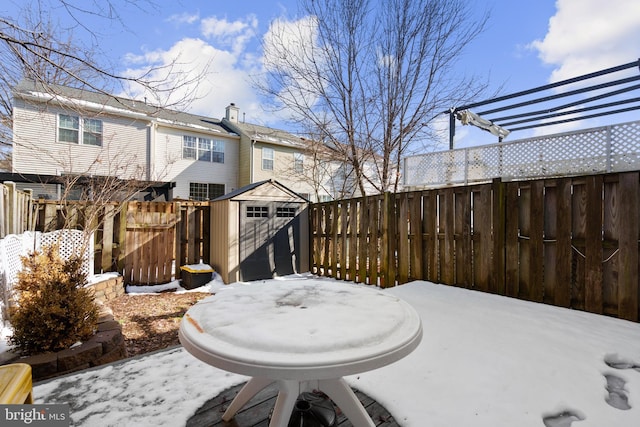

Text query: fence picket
(555, 178), (572, 307)
(397, 193), (410, 284)
(422, 192), (436, 283)
(585, 175), (604, 313)
(408, 192), (423, 281)
(455, 188), (472, 287)
(618, 172), (639, 321)
(474, 185), (492, 292)
(529, 180), (544, 302)
(505, 182), (520, 297)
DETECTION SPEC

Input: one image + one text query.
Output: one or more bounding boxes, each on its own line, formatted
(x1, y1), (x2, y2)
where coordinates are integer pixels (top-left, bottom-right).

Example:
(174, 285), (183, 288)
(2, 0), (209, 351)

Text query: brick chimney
(225, 103), (240, 123)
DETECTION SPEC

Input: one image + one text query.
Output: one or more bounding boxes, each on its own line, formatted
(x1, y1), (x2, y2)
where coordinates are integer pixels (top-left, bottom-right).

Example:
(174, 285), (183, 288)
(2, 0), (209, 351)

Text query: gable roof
(213, 179), (309, 202)
(13, 79), (234, 136)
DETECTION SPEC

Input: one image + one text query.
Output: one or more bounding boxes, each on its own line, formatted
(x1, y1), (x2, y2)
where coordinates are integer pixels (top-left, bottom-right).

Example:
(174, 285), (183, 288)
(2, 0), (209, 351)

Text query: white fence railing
(403, 120), (640, 188)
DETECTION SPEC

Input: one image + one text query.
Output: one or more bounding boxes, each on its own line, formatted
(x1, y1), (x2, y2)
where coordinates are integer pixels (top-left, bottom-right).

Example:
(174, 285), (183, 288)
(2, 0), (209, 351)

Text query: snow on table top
(181, 279), (422, 371)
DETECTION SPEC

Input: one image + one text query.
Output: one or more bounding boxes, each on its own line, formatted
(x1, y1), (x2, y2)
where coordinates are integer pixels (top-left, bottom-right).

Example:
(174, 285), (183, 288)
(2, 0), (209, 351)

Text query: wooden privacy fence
(310, 171), (640, 322)
(33, 200), (210, 286)
(0, 182), (35, 238)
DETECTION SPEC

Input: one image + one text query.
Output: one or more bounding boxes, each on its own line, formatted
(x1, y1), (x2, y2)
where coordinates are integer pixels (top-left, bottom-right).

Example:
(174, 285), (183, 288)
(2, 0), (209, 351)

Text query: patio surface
(31, 277), (640, 427)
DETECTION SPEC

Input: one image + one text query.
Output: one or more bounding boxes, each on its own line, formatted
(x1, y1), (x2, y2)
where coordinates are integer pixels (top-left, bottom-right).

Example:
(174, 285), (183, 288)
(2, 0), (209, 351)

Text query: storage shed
(209, 180), (309, 283)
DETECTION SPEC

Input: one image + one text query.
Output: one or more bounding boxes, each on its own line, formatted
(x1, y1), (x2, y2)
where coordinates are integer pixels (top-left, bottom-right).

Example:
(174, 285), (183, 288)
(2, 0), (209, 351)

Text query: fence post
(5, 181), (17, 235)
(116, 202), (128, 278)
(380, 192), (395, 288)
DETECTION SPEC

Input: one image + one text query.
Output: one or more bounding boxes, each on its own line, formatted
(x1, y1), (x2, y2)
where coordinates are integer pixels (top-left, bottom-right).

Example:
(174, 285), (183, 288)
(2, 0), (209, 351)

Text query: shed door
(239, 201), (302, 281)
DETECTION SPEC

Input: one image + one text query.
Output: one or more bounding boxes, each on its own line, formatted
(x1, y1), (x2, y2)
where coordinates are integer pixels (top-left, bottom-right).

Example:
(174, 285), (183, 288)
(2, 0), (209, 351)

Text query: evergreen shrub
(9, 244), (99, 354)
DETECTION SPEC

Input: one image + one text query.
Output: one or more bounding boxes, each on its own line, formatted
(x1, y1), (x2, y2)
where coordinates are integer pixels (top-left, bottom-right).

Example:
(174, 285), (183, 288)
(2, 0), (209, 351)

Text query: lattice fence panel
(611, 121), (640, 172)
(404, 120), (640, 187)
(39, 229), (93, 278)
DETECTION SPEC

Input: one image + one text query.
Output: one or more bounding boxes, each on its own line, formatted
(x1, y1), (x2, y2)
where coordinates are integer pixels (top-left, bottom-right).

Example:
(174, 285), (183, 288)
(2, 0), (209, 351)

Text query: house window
(183, 136), (224, 163)
(198, 138), (212, 162)
(83, 118), (103, 146)
(294, 152), (304, 173)
(247, 206), (269, 218)
(189, 182), (225, 201)
(58, 114), (79, 143)
(262, 147), (274, 170)
(183, 136), (197, 159)
(58, 114), (102, 146)
(276, 207), (296, 217)
(212, 140), (225, 163)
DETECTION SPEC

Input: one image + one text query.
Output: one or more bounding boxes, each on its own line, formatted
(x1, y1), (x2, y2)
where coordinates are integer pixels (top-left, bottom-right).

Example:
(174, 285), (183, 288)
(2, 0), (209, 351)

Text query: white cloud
(201, 15), (258, 54)
(260, 16), (324, 122)
(120, 15), (272, 124)
(262, 15), (318, 72)
(167, 12), (200, 25)
(530, 0), (640, 82)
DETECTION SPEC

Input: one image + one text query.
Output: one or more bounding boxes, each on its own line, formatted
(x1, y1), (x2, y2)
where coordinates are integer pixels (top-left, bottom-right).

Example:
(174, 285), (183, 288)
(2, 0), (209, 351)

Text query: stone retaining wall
(18, 302), (127, 382)
(87, 275), (126, 302)
(8, 276), (128, 382)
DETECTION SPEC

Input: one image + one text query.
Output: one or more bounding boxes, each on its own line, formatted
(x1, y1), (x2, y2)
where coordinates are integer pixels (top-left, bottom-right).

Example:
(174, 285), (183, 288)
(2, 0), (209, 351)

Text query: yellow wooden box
(0, 363), (33, 404)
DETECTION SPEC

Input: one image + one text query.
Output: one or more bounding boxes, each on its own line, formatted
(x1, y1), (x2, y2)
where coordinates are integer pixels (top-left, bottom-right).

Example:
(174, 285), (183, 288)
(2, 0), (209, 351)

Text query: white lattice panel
(1, 230), (93, 294)
(611, 121), (640, 171)
(404, 120), (640, 187)
(38, 229), (93, 278)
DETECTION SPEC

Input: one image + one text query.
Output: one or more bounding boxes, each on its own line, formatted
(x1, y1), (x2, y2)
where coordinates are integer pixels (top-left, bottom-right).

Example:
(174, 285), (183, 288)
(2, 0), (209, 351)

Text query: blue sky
(4, 0), (639, 148)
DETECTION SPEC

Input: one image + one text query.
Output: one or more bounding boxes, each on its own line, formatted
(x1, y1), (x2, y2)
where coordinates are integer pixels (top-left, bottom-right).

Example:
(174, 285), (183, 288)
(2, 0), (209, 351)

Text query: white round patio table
(179, 279), (423, 427)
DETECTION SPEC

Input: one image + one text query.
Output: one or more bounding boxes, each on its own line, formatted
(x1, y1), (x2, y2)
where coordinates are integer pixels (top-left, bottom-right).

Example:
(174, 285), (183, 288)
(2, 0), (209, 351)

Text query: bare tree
(1, 1), (199, 258)
(259, 0), (489, 194)
(0, 0), (208, 148)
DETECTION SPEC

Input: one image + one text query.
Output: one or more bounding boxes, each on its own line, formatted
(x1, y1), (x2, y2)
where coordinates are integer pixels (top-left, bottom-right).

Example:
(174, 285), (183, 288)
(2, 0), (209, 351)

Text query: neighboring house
(11, 80), (381, 202)
(11, 80), (240, 201)
(220, 103), (385, 202)
(221, 103), (331, 202)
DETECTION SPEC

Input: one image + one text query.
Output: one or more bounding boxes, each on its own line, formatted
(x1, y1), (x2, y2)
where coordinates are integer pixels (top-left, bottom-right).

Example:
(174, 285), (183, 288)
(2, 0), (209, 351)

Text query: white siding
(154, 126), (240, 199)
(13, 100), (148, 179)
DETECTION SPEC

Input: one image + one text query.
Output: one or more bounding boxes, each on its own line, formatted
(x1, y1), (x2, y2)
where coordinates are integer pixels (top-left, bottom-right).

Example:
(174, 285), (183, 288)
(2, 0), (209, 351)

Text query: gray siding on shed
(209, 180), (309, 284)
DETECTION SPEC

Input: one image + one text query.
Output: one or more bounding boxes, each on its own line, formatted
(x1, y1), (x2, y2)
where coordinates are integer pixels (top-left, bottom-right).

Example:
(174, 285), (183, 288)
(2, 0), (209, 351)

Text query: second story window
(58, 114), (102, 146)
(183, 136), (197, 159)
(212, 140), (224, 163)
(294, 152), (304, 173)
(262, 147), (274, 170)
(198, 138), (212, 162)
(83, 119), (103, 146)
(183, 136), (225, 163)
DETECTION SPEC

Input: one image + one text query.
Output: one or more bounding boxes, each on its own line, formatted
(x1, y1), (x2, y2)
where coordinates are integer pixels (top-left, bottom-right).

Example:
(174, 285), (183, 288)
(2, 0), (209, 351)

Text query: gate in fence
(122, 202), (178, 286)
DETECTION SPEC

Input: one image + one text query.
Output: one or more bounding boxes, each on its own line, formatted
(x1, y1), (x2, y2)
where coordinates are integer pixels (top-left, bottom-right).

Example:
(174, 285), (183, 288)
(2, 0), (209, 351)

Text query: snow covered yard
(31, 275), (640, 426)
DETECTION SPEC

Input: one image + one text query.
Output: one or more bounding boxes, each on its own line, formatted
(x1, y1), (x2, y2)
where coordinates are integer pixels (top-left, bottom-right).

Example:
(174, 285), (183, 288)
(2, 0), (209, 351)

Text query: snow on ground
(20, 274), (640, 426)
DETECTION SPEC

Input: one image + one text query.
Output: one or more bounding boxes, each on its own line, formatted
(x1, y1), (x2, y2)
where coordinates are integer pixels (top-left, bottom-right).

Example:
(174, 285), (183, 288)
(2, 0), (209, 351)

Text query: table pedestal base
(222, 376), (375, 427)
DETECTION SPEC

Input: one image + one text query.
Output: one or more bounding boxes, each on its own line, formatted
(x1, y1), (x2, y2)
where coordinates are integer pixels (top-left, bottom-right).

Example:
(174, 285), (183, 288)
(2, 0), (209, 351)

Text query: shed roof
(214, 179), (309, 202)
